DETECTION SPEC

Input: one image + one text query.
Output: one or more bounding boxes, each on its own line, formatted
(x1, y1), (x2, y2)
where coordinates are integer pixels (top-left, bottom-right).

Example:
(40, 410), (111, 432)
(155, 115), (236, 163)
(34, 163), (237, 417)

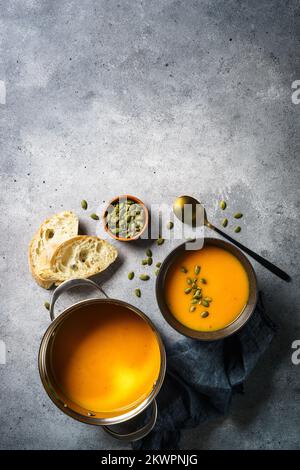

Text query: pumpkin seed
(194, 265), (200, 275)
(220, 200), (227, 210)
(204, 297), (212, 302)
(135, 288), (141, 298)
(90, 213), (99, 220)
(234, 213), (243, 219)
(180, 266), (188, 273)
(202, 300), (209, 307)
(167, 221), (174, 230)
(189, 306), (196, 312)
(155, 269), (160, 276)
(200, 278), (207, 284)
(201, 311), (209, 318)
(44, 301), (50, 311)
(141, 259), (148, 265)
(157, 237), (165, 245)
(222, 218), (228, 227)
(81, 200), (88, 210)
(147, 257), (153, 266)
(139, 274), (150, 281)
(234, 226), (241, 233)
(128, 272), (134, 280)
(156, 262), (161, 268)
(184, 287), (192, 294)
(186, 278), (193, 285)
(191, 299), (198, 304)
(146, 248), (152, 257)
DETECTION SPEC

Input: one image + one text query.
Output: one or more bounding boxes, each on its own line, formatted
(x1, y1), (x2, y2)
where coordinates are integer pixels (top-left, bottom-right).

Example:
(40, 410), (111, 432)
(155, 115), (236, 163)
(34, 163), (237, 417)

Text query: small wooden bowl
(103, 195), (149, 242)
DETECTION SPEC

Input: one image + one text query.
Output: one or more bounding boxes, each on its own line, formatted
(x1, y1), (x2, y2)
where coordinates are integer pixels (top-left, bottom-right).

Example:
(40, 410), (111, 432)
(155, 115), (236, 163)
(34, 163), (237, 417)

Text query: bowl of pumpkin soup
(39, 278), (166, 441)
(156, 238), (257, 341)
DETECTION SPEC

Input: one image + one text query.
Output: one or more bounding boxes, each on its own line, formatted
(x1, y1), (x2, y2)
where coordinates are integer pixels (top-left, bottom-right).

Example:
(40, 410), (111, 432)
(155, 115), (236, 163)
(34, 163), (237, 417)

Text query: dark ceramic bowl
(156, 238), (258, 341)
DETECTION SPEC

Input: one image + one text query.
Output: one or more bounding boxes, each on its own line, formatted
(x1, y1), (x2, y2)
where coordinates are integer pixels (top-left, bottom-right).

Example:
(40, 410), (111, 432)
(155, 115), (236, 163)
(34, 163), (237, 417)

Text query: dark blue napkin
(132, 293), (276, 450)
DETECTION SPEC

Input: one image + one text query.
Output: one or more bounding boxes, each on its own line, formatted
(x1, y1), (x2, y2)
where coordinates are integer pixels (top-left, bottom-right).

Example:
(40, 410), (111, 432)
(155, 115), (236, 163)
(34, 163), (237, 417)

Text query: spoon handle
(208, 223), (291, 282)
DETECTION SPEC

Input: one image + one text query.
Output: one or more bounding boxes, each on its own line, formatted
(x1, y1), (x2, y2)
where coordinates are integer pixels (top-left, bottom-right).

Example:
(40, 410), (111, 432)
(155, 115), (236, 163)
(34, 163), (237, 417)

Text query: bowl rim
(156, 237), (258, 341)
(38, 297), (166, 426)
(102, 194), (149, 242)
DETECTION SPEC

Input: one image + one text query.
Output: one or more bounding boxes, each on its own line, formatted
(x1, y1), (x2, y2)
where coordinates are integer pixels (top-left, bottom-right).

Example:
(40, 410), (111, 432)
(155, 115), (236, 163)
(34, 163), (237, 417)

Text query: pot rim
(39, 297), (166, 426)
(156, 237), (258, 341)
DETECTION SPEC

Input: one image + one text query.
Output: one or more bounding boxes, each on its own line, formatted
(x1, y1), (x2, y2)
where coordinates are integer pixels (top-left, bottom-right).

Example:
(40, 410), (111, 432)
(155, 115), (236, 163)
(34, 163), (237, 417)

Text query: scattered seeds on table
(44, 301), (50, 311)
(81, 199), (88, 210)
(185, 287), (192, 294)
(234, 213), (243, 219)
(146, 248), (152, 257)
(167, 221), (174, 230)
(222, 218), (228, 227)
(234, 226), (241, 233)
(194, 265), (200, 275)
(180, 266), (188, 273)
(189, 305), (196, 312)
(147, 257), (153, 266)
(135, 288), (141, 298)
(139, 274), (150, 281)
(202, 300), (210, 308)
(157, 237), (165, 246)
(220, 200), (227, 210)
(90, 213), (99, 220)
(201, 311), (209, 318)
(156, 262), (161, 268)
(128, 272), (134, 280)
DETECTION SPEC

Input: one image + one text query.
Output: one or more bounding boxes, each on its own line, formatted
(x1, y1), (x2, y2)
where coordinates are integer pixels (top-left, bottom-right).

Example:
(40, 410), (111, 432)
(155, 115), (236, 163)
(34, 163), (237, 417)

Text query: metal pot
(156, 238), (258, 341)
(39, 278), (166, 441)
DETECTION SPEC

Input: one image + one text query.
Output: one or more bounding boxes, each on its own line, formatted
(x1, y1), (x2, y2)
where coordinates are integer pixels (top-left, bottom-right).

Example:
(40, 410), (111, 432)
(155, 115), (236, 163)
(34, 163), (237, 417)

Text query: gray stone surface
(0, 0), (299, 450)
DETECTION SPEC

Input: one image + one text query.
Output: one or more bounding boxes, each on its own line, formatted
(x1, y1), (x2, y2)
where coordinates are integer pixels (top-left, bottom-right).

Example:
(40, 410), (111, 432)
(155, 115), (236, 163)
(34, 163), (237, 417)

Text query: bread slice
(38, 236), (118, 286)
(29, 211), (79, 288)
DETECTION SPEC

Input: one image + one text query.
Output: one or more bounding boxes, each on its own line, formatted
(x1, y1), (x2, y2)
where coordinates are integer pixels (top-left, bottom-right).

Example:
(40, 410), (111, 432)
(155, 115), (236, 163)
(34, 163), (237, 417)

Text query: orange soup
(51, 302), (161, 416)
(165, 245), (249, 332)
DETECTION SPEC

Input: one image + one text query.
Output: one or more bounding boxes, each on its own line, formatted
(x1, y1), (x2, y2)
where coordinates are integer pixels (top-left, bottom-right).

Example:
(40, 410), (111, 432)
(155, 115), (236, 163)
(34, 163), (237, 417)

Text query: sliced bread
(38, 236), (118, 286)
(29, 211), (79, 288)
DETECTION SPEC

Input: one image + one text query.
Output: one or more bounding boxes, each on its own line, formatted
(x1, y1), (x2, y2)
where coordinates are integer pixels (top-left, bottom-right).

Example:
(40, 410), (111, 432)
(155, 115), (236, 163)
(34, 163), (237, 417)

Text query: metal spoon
(173, 195), (291, 282)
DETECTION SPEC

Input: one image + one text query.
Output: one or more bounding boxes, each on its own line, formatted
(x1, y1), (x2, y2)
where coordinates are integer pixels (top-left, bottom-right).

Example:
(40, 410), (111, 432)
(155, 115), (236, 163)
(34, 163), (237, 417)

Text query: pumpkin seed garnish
(234, 213), (243, 219)
(220, 200), (227, 210)
(44, 301), (50, 311)
(155, 269), (160, 276)
(200, 278), (207, 284)
(128, 272), (134, 280)
(202, 300), (209, 307)
(146, 248), (152, 257)
(185, 287), (192, 294)
(189, 306), (196, 312)
(139, 274), (150, 281)
(186, 278), (193, 285)
(191, 299), (198, 304)
(194, 265), (201, 275)
(81, 200), (88, 210)
(180, 266), (188, 273)
(141, 259), (148, 265)
(234, 226), (241, 233)
(147, 257), (153, 266)
(201, 311), (209, 318)
(222, 218), (228, 227)
(167, 221), (174, 230)
(156, 262), (162, 268)
(157, 237), (165, 245)
(90, 213), (99, 220)
(135, 288), (141, 298)
(204, 297), (212, 302)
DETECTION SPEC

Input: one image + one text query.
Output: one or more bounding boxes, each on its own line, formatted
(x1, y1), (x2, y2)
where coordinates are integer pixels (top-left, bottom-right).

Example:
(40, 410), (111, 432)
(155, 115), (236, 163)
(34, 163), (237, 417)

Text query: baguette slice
(39, 236), (118, 286)
(29, 211), (79, 289)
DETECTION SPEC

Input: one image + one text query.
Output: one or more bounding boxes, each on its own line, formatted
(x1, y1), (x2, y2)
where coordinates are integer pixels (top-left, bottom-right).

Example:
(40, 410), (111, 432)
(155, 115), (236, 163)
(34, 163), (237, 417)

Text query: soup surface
(51, 302), (161, 415)
(165, 245), (249, 332)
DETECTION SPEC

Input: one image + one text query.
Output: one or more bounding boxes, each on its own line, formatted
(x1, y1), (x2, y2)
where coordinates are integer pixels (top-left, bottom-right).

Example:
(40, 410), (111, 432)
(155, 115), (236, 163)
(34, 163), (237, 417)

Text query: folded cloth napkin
(132, 293), (276, 450)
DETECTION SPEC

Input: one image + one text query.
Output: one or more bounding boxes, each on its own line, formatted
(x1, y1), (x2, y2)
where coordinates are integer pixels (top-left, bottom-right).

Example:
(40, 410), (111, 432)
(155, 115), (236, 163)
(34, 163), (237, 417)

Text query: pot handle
(49, 278), (108, 321)
(102, 399), (158, 442)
